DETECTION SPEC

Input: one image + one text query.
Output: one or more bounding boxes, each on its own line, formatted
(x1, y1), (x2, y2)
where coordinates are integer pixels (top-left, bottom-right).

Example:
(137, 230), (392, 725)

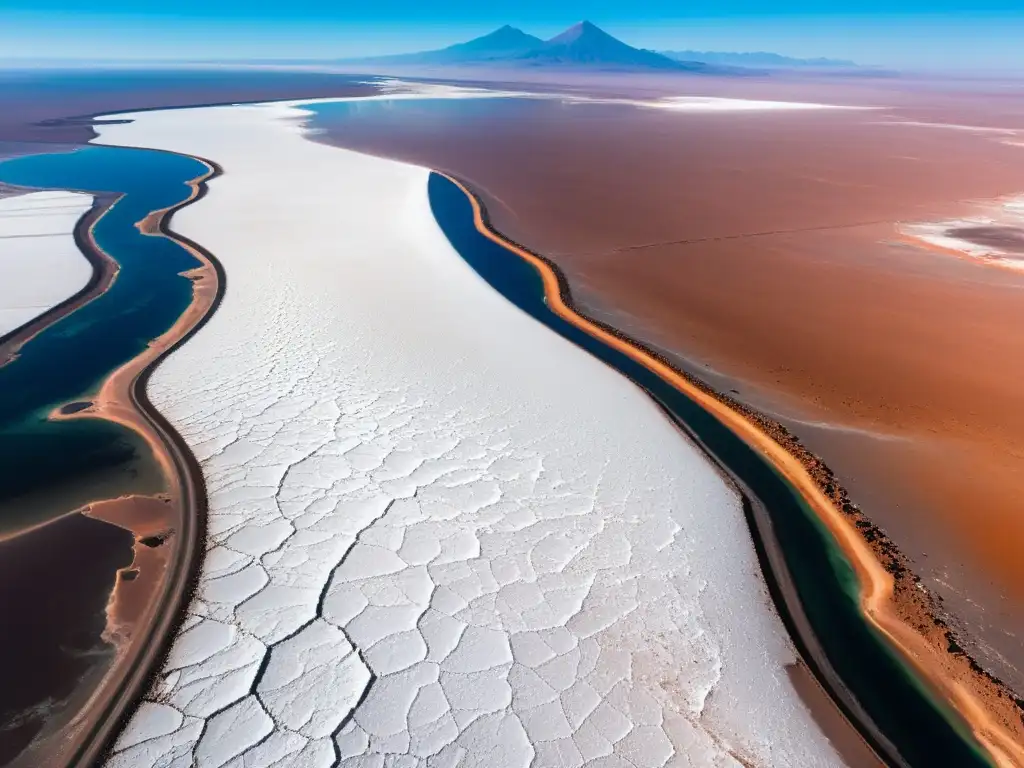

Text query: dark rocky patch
(59, 401), (92, 415)
(946, 225), (1024, 254)
(138, 533), (169, 548)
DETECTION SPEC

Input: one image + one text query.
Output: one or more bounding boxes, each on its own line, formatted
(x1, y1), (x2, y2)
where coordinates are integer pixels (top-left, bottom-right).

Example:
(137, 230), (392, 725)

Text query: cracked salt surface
(95, 100), (844, 767)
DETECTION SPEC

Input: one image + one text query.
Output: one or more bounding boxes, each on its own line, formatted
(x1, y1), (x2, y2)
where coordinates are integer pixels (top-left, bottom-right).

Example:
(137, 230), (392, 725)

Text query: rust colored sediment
(18, 155), (225, 768)
(85, 494), (177, 649)
(441, 172), (1024, 768)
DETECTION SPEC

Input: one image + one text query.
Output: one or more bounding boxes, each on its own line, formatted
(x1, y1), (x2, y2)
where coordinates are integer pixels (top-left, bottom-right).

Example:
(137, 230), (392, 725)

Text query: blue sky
(3, 0), (1023, 70)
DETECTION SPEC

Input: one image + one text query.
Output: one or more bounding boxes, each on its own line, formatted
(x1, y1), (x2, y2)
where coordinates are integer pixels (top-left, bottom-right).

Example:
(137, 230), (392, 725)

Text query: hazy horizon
(4, 3), (1024, 73)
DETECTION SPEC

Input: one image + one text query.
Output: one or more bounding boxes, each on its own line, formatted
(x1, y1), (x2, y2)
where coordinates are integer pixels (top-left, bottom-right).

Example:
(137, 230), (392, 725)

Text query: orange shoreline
(441, 172), (1024, 768)
(12, 155), (223, 768)
(58, 156), (222, 768)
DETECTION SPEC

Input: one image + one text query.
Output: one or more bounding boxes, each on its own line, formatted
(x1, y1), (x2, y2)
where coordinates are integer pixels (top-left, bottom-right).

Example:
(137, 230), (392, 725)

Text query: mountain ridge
(660, 49), (857, 68)
(519, 21), (692, 70)
(343, 21), (715, 73)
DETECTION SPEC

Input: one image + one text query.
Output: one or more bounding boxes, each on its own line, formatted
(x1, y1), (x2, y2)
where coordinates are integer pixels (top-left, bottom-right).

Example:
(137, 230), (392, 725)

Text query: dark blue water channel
(0, 144), (209, 764)
(427, 171), (993, 768)
(0, 146), (207, 518)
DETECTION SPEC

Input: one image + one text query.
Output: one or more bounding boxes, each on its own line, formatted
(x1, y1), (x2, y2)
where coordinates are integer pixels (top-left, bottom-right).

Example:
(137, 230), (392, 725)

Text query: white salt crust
(0, 190), (93, 336)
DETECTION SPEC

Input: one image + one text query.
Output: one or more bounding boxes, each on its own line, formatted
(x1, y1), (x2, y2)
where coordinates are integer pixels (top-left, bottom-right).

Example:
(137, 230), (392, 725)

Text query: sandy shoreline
(8, 158), (223, 768)
(441, 173), (1024, 766)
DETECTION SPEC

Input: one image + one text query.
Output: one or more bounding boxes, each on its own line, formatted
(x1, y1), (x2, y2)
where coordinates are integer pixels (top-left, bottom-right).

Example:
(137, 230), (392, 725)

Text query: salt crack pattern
(109, 345), (733, 767)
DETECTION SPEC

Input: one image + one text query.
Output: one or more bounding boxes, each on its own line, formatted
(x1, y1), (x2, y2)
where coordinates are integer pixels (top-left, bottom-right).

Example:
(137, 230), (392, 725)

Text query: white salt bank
(0, 191), (93, 337)
(900, 194), (1024, 272)
(96, 99), (845, 767)
(340, 77), (871, 113)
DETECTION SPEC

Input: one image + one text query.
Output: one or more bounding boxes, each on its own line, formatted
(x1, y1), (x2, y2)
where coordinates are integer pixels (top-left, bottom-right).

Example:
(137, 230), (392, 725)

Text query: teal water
(427, 171), (993, 768)
(0, 145), (209, 765)
(0, 146), (208, 516)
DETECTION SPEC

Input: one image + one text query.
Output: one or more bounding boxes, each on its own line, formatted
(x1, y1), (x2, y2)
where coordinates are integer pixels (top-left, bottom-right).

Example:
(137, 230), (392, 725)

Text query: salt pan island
(92, 98), (850, 767)
(0, 191), (93, 338)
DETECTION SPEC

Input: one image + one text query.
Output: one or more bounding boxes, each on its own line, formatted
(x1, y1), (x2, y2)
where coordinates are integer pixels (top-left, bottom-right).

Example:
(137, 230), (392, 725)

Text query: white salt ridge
(567, 93), (871, 112)
(895, 129), (1024, 270)
(96, 100), (845, 767)
(870, 119), (1022, 135)
(291, 77), (871, 114)
(0, 190), (93, 337)
(900, 193), (1024, 272)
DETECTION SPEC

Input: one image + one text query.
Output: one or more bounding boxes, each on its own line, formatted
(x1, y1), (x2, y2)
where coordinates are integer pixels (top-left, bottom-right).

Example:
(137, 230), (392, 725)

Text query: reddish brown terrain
(314, 74), (1024, 691)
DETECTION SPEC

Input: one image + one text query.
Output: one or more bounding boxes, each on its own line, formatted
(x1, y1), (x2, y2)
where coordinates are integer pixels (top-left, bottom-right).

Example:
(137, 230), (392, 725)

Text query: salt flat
(0, 191), (93, 337)
(95, 100), (843, 768)
(294, 78), (871, 113)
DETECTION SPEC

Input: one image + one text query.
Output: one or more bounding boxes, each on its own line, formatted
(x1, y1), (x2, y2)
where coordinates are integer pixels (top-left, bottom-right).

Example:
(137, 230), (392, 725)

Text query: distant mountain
(344, 22), (718, 73)
(660, 50), (857, 69)
(445, 25), (546, 59)
(351, 25), (545, 65)
(519, 21), (695, 70)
